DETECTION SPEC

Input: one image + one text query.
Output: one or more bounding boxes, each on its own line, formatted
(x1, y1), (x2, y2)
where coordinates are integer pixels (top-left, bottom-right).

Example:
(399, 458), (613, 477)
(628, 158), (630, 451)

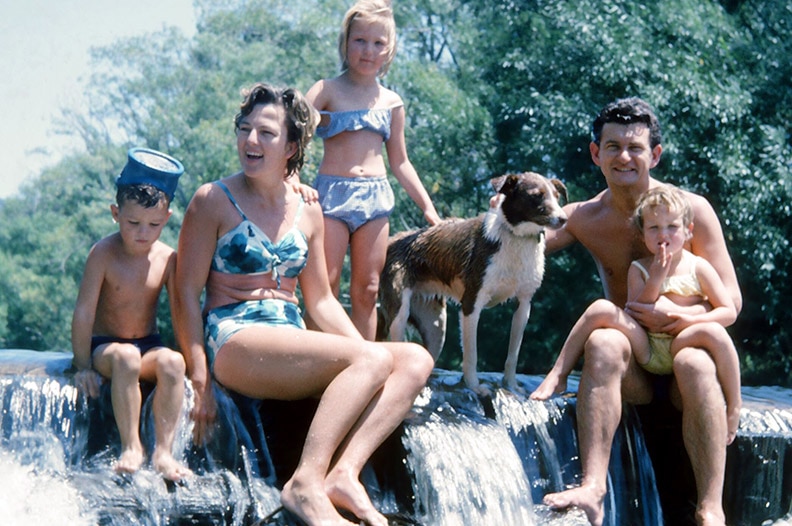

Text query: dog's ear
(491, 174), (519, 194)
(490, 175), (506, 193)
(551, 179), (568, 204)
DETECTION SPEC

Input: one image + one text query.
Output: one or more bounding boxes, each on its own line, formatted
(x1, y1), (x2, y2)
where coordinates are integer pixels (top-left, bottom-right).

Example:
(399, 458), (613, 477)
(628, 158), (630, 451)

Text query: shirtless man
(72, 148), (192, 481)
(538, 98), (742, 526)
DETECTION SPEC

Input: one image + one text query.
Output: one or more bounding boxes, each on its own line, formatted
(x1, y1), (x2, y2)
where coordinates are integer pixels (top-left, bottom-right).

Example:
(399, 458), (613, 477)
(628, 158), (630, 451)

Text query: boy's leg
(140, 347), (192, 481)
(672, 323), (742, 443)
(92, 343), (146, 473)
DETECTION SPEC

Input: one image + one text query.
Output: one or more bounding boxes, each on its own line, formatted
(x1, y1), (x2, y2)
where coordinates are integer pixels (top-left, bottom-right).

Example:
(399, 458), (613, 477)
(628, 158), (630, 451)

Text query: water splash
(0, 450), (94, 526)
(405, 406), (536, 525)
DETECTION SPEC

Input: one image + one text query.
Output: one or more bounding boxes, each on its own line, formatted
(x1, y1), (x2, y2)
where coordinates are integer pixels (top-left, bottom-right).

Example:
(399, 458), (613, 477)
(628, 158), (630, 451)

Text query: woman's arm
(298, 201), (365, 339)
(172, 183), (219, 443)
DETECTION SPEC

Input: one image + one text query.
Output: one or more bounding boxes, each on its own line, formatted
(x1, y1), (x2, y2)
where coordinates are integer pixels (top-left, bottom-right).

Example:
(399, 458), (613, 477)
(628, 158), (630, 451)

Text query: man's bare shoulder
(565, 190), (612, 232)
(546, 190), (609, 252)
(683, 190), (720, 223)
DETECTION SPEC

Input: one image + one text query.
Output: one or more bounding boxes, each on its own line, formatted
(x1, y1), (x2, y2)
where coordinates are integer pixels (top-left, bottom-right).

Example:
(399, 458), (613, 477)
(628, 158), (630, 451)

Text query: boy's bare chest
(103, 256), (167, 306)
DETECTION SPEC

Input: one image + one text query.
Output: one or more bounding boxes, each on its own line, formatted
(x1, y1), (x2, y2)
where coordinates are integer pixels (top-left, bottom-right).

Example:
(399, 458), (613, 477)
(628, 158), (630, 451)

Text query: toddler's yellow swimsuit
(631, 255), (705, 375)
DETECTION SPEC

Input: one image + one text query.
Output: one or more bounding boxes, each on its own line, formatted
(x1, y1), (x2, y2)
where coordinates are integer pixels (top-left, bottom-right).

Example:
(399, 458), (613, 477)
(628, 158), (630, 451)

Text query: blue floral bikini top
(211, 182), (309, 287)
(315, 106), (400, 141)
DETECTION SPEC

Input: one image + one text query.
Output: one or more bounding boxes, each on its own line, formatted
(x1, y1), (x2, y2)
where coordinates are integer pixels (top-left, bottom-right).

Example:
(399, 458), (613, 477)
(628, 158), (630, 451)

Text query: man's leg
(544, 328), (651, 526)
(671, 347), (728, 526)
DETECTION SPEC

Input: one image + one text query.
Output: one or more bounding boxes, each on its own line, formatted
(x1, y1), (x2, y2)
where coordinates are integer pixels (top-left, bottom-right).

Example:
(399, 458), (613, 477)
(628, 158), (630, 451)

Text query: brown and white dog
(379, 172), (567, 394)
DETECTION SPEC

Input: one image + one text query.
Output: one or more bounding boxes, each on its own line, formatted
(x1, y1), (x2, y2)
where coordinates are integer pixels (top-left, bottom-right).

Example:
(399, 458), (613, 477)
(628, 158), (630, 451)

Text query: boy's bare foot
(544, 485), (605, 526)
(326, 468), (387, 526)
(726, 403), (741, 445)
(152, 450), (193, 481)
(281, 476), (358, 526)
(530, 373), (567, 401)
(115, 447), (145, 475)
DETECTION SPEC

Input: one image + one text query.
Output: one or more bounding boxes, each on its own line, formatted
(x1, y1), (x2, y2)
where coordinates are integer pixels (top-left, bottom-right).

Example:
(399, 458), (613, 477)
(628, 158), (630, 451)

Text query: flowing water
(1, 349), (791, 525)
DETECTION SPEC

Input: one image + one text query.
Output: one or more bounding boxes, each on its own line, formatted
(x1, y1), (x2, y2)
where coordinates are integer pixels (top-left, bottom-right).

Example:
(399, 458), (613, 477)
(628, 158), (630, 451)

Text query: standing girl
(306, 0), (441, 340)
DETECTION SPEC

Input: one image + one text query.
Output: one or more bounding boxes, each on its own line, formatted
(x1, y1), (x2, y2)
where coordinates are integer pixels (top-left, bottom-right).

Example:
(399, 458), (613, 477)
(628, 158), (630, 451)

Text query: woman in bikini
(305, 0), (441, 340)
(173, 82), (434, 526)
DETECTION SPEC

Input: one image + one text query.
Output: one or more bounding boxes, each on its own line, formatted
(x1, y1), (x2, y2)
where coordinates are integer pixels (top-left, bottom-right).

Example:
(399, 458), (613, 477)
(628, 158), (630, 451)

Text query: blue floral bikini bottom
(204, 299), (305, 370)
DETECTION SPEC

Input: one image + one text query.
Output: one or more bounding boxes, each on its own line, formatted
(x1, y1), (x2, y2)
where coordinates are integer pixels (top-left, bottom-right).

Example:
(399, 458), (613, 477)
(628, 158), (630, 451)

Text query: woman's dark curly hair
(234, 83), (318, 178)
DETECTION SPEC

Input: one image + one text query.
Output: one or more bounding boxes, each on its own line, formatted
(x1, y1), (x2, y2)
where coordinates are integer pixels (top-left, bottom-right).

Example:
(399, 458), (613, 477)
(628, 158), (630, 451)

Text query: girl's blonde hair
(633, 184), (694, 233)
(338, 0), (397, 78)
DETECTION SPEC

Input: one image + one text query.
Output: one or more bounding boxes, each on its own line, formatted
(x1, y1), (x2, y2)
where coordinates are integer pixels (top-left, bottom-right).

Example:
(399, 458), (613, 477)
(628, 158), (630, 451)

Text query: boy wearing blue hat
(71, 148), (192, 481)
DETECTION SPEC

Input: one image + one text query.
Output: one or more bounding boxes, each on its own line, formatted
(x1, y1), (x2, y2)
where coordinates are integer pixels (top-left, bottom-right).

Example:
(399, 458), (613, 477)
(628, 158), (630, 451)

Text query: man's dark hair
(592, 97), (662, 148)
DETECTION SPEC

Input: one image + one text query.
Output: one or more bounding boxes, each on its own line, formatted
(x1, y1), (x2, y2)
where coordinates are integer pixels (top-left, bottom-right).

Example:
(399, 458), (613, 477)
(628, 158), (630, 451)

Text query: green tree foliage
(0, 0), (789, 385)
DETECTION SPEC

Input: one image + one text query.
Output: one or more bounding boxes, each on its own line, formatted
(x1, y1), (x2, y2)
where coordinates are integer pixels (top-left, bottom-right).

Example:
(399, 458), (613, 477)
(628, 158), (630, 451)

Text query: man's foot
(326, 468), (387, 526)
(544, 485), (605, 526)
(114, 447), (145, 475)
(530, 373), (567, 401)
(281, 476), (358, 526)
(152, 450), (193, 482)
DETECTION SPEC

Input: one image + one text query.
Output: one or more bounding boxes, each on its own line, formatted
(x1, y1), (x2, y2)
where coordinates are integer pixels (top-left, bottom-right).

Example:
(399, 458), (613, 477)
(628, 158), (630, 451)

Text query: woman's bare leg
(213, 327), (393, 526)
(325, 341), (433, 525)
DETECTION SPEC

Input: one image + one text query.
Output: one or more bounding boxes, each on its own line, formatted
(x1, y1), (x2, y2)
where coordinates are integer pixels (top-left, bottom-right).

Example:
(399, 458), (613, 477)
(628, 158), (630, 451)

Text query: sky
(0, 0), (197, 198)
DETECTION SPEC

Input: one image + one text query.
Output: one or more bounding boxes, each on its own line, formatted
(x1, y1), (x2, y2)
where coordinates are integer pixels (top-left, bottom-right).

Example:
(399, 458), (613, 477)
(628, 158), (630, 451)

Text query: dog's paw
(469, 383), (492, 398)
(502, 373), (526, 395)
(504, 382), (526, 395)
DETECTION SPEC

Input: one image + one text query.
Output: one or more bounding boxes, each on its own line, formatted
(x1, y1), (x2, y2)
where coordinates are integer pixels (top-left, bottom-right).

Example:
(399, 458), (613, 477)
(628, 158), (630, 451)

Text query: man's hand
(625, 295), (707, 335)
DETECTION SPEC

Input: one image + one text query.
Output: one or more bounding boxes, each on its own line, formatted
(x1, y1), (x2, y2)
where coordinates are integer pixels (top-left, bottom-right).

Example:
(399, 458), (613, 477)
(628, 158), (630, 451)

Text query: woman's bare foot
(544, 485), (605, 526)
(281, 476), (358, 526)
(530, 373), (567, 401)
(152, 449), (193, 481)
(114, 447), (145, 475)
(326, 468), (387, 526)
(726, 402), (741, 445)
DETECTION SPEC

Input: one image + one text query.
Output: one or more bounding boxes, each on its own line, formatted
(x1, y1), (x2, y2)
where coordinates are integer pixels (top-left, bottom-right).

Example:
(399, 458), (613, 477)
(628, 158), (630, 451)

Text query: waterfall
(400, 371), (659, 526)
(1, 349), (791, 525)
(0, 350), (281, 525)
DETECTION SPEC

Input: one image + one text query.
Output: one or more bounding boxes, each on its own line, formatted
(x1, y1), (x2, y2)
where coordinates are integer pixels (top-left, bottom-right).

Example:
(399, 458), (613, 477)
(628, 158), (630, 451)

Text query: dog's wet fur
(379, 172), (567, 394)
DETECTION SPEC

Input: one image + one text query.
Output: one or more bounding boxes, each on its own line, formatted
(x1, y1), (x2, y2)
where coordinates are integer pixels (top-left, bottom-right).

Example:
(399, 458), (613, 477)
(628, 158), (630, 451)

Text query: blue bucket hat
(116, 147), (184, 200)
